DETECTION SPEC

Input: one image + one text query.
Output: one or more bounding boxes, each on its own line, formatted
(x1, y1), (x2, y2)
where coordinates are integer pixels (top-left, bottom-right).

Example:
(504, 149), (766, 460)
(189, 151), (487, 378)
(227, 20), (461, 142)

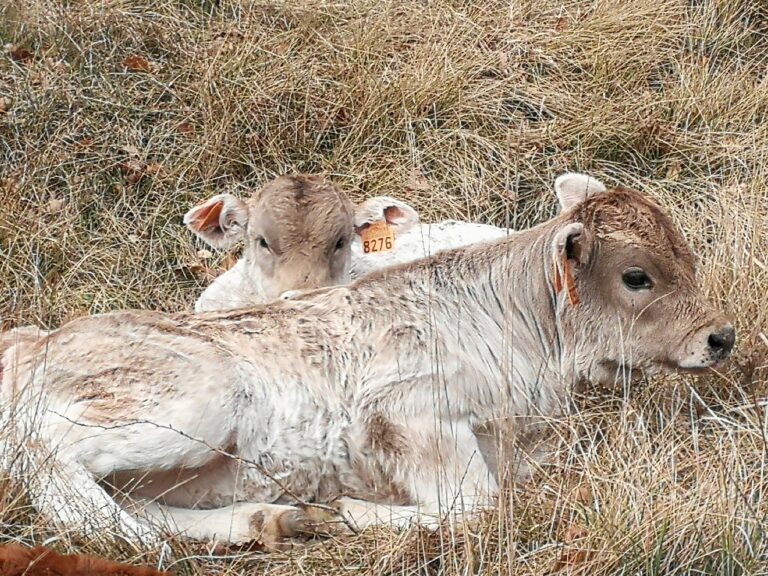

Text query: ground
(1, 0), (767, 574)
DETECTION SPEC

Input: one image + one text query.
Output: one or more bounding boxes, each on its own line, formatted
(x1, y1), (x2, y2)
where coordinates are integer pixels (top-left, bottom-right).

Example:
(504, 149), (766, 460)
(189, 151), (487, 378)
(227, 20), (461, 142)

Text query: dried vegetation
(1, 0), (767, 574)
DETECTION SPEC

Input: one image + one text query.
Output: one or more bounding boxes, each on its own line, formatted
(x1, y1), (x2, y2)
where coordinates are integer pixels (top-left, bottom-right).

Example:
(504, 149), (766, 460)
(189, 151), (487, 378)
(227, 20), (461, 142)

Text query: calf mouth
(609, 358), (722, 381)
(666, 355), (730, 375)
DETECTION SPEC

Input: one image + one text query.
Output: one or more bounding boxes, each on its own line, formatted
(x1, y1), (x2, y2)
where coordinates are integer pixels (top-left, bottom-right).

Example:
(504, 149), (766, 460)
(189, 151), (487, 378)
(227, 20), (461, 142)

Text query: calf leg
(1, 408), (159, 546)
(332, 497), (441, 531)
(126, 499), (348, 550)
(112, 465), (351, 548)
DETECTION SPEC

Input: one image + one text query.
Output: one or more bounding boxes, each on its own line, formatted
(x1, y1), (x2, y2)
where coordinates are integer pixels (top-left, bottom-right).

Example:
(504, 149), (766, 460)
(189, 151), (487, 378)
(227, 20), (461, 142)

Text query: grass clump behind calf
(1, 0), (767, 574)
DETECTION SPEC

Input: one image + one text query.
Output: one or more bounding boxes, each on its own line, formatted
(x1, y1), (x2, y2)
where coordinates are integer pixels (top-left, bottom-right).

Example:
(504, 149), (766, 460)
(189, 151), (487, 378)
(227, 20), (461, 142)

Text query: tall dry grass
(0, 0), (767, 574)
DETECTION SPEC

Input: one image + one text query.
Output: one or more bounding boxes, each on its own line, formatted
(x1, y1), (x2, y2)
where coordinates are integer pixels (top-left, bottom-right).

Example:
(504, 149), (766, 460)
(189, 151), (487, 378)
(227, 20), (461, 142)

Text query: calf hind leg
(1, 421), (160, 547)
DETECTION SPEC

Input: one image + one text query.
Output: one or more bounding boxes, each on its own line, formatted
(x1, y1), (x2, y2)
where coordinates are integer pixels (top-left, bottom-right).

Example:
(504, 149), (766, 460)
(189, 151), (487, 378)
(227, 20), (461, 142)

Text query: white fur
(349, 219), (512, 279)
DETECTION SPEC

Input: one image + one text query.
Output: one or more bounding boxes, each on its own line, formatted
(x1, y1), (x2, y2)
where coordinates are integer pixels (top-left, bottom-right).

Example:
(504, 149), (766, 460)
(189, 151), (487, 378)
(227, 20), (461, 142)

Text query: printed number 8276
(363, 236), (393, 253)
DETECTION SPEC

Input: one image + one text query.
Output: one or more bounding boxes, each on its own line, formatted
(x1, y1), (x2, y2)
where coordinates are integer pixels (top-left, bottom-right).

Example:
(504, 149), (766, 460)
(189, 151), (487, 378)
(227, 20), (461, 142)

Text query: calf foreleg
(125, 499), (348, 550)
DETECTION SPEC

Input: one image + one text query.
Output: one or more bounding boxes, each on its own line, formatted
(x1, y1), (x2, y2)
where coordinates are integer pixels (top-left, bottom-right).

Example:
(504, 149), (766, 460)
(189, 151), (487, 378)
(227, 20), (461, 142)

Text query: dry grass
(1, 0), (767, 574)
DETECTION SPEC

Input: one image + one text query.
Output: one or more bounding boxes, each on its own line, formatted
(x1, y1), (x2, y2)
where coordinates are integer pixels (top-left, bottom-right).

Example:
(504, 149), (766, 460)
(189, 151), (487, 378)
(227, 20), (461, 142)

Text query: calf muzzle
(707, 324), (736, 359)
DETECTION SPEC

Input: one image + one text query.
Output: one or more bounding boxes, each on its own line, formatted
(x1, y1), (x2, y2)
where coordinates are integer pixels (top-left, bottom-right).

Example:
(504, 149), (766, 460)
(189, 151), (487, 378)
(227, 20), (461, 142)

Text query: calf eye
(334, 237), (345, 252)
(622, 267), (653, 290)
(257, 236), (270, 251)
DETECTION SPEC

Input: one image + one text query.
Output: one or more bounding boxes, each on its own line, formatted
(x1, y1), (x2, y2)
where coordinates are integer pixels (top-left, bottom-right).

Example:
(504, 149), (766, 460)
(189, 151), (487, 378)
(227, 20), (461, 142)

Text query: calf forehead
(253, 176), (353, 244)
(576, 187), (696, 274)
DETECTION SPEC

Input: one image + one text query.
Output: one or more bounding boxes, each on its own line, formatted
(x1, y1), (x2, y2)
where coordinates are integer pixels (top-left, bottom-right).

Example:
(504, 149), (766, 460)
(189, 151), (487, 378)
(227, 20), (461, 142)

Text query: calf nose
(707, 324), (736, 357)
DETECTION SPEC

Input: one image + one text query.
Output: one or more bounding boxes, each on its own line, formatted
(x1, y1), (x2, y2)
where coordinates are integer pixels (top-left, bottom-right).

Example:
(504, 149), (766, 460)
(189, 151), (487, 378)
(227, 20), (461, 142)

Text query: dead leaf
(74, 137), (94, 150)
(220, 253), (239, 271)
(45, 57), (68, 74)
(570, 484), (594, 506)
(335, 107), (352, 126)
(563, 524), (588, 542)
(552, 524), (590, 572)
(555, 17), (569, 31)
(122, 55), (151, 73)
(121, 144), (141, 156)
(186, 262), (216, 283)
(0, 97), (10, 114)
(404, 169), (431, 193)
(7, 44), (34, 63)
(120, 159), (146, 185)
(197, 249), (213, 260)
(145, 163), (163, 176)
(176, 121), (195, 136)
(45, 269), (62, 287)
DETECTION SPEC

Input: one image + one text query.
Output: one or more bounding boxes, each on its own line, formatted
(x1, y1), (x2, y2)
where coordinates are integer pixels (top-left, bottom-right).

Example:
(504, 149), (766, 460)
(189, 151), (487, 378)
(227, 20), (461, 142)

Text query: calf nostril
(707, 325), (736, 355)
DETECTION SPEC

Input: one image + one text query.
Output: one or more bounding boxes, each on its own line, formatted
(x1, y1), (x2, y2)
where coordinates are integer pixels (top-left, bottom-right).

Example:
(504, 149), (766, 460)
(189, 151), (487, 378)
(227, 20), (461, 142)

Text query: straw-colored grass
(1, 0), (767, 574)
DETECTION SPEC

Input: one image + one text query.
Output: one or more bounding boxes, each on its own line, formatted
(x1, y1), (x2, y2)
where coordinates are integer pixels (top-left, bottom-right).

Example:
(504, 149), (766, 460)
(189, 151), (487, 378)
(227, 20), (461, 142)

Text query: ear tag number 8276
(361, 221), (395, 254)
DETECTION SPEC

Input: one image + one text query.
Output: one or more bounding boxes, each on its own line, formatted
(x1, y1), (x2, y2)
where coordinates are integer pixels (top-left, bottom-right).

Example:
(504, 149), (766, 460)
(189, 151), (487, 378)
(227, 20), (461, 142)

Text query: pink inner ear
(383, 205), (405, 225)
(193, 200), (224, 233)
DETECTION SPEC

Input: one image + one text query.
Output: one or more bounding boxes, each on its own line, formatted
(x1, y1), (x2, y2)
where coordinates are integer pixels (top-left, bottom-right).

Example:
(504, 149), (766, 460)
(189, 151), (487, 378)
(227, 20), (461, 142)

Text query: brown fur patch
(248, 510), (266, 534)
(0, 543), (170, 576)
(572, 187), (696, 275)
(367, 413), (408, 457)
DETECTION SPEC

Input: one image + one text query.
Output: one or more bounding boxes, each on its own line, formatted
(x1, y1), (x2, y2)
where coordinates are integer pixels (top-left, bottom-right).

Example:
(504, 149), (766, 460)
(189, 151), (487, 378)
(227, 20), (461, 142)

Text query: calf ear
(551, 222), (590, 305)
(353, 196), (420, 235)
(183, 194), (249, 249)
(554, 172), (607, 211)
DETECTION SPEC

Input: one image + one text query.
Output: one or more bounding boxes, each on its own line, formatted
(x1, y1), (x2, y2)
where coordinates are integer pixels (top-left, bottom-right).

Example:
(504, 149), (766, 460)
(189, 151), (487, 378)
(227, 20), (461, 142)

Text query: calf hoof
(246, 504), (351, 551)
(294, 503), (354, 538)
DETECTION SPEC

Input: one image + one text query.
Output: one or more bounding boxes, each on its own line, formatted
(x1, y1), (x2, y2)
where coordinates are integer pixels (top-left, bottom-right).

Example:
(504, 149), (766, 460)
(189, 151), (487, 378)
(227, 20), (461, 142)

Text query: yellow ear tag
(361, 221), (396, 254)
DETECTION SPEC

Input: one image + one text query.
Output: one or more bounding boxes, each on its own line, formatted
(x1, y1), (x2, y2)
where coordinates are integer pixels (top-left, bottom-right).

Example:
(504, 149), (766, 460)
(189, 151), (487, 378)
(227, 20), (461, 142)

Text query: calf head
(551, 173), (734, 384)
(185, 175), (419, 301)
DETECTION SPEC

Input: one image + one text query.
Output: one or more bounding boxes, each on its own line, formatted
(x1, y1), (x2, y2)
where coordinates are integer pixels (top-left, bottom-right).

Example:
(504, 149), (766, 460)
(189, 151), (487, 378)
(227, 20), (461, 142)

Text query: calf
(1, 173), (734, 549)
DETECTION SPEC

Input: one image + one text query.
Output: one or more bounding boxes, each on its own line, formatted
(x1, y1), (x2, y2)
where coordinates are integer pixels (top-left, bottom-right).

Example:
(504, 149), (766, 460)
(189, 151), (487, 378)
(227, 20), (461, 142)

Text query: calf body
(198, 218), (513, 309)
(2, 176), (734, 547)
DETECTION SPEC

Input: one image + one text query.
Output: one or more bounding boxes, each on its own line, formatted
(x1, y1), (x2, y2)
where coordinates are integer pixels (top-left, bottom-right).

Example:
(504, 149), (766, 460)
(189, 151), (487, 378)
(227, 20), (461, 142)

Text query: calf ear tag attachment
(360, 221), (396, 254)
(553, 254), (580, 306)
